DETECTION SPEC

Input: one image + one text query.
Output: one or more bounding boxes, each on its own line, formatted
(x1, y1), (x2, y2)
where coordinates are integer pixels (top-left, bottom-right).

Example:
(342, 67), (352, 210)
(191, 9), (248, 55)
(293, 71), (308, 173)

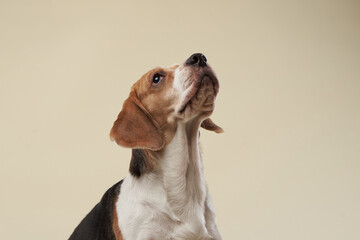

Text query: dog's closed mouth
(179, 104), (187, 113)
(178, 78), (203, 114)
(179, 96), (193, 114)
(178, 74), (216, 114)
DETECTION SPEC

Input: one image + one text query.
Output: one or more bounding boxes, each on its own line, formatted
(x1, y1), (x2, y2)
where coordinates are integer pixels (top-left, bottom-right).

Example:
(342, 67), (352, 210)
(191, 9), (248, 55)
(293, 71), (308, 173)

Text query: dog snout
(185, 53), (207, 67)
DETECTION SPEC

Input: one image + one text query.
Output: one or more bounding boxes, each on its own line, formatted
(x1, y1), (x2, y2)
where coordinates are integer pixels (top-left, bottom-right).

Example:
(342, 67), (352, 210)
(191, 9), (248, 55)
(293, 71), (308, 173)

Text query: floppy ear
(201, 118), (224, 133)
(110, 93), (165, 150)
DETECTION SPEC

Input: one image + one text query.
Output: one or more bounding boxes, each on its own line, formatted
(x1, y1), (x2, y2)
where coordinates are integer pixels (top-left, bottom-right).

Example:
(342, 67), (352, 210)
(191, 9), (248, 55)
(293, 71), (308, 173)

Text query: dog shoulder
(68, 180), (123, 240)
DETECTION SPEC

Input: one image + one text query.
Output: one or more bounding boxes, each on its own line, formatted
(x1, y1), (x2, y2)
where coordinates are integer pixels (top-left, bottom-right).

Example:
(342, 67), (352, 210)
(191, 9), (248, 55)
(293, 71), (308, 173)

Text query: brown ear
(201, 118), (224, 133)
(110, 93), (165, 150)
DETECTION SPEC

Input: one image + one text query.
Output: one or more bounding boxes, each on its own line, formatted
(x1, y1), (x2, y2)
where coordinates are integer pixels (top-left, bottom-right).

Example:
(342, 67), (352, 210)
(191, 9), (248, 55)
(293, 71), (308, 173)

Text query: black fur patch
(129, 149), (150, 178)
(68, 180), (123, 240)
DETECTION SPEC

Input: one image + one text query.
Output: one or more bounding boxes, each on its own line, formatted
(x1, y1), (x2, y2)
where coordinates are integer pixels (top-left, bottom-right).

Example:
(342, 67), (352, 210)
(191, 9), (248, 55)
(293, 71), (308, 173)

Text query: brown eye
(152, 73), (162, 84)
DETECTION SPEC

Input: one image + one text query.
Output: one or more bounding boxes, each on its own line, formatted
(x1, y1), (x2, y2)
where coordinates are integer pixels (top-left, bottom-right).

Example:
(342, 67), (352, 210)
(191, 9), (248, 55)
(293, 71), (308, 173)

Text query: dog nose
(186, 53), (207, 67)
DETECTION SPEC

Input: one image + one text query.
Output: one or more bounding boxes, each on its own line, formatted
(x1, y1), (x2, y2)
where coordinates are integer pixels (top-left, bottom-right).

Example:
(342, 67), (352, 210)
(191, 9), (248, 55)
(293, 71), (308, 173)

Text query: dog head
(110, 53), (223, 151)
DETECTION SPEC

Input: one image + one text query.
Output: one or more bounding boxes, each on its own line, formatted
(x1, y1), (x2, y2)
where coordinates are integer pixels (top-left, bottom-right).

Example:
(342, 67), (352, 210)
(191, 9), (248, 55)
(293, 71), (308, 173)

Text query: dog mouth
(178, 73), (218, 114)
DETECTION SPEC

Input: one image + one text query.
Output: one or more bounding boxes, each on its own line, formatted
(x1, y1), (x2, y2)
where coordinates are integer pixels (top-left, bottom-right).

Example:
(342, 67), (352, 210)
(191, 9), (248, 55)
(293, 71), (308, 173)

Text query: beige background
(1, 0), (360, 239)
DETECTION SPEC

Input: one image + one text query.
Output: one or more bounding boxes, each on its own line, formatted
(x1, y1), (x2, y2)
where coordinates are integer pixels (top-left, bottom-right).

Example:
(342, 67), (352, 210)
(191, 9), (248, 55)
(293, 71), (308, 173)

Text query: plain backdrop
(1, 0), (359, 239)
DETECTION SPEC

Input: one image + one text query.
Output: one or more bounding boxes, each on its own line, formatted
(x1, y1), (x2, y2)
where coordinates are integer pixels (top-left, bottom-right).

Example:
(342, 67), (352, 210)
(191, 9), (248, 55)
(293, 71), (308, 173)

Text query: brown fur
(201, 118), (224, 133)
(110, 91), (165, 150)
(112, 196), (123, 240)
(110, 64), (222, 152)
(110, 66), (179, 150)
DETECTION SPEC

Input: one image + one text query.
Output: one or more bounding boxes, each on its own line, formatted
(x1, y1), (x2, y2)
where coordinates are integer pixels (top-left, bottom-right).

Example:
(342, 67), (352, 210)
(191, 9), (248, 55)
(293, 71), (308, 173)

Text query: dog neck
(147, 119), (206, 217)
(117, 119), (214, 239)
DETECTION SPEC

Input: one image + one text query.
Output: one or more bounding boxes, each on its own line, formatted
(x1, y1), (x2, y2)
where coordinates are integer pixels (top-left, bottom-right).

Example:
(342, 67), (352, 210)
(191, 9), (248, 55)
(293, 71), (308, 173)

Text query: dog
(69, 53), (223, 240)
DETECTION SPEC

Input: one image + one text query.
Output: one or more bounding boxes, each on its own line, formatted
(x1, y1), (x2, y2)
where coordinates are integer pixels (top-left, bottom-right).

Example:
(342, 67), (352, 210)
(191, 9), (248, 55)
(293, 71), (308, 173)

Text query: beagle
(69, 53), (223, 240)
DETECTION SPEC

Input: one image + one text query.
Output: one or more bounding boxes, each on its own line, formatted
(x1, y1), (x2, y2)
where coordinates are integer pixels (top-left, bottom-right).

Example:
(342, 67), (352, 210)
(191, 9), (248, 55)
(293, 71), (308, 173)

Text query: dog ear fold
(110, 92), (165, 150)
(201, 118), (224, 133)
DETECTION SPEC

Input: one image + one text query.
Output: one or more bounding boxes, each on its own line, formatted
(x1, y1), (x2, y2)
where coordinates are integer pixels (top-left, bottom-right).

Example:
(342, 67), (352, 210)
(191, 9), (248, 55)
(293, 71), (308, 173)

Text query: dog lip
(178, 72), (218, 114)
(179, 85), (199, 113)
(178, 80), (201, 114)
(179, 104), (187, 113)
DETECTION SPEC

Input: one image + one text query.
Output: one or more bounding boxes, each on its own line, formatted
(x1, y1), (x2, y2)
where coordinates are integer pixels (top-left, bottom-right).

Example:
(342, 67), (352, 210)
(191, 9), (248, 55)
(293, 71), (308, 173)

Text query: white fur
(115, 65), (222, 240)
(116, 122), (222, 240)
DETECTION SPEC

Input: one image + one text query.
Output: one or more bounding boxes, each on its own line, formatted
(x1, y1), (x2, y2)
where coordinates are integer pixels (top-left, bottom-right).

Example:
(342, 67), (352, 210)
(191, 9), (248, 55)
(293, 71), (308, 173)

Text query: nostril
(187, 55), (198, 65)
(186, 53), (207, 67)
(202, 55), (207, 63)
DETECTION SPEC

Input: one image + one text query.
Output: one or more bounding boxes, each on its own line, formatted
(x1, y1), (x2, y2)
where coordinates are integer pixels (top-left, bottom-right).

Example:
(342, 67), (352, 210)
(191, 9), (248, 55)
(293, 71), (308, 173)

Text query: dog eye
(152, 73), (162, 84)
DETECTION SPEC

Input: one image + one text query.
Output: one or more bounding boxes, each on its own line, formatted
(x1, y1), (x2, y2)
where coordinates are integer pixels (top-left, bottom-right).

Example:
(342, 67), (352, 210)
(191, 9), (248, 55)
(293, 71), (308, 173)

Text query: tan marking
(201, 118), (224, 133)
(110, 91), (165, 150)
(110, 66), (179, 150)
(112, 196), (123, 240)
(110, 62), (222, 167)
